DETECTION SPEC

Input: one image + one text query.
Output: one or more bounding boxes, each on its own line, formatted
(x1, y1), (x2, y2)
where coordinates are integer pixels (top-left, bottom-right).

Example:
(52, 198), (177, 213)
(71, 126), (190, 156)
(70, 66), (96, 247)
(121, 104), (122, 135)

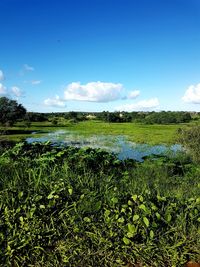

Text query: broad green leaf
(68, 188), (73, 195)
(104, 210), (111, 217)
(127, 232), (134, 238)
(156, 212), (161, 220)
(111, 197), (118, 204)
(121, 207), (126, 213)
(143, 217), (149, 227)
(166, 214), (172, 222)
(80, 194), (85, 199)
(139, 204), (147, 212)
(151, 204), (157, 211)
(18, 191), (23, 198)
(133, 214), (140, 222)
(150, 230), (154, 239)
(128, 223), (136, 234)
(123, 237), (130, 245)
(194, 209), (198, 215)
(132, 194), (138, 201)
(128, 200), (134, 206)
(139, 195), (144, 202)
(83, 217), (91, 223)
(118, 217), (125, 223)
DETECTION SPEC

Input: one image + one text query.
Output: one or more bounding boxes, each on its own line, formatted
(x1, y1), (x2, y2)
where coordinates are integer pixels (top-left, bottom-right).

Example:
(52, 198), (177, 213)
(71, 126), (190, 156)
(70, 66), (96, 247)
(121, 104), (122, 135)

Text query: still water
(26, 130), (182, 161)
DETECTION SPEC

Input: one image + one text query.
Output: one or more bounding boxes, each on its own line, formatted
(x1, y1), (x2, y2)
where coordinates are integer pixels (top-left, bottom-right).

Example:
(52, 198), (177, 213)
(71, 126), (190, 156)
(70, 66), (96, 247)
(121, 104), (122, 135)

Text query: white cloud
(31, 80), (41, 85)
(44, 95), (66, 107)
(24, 64), (34, 71)
(116, 98), (160, 111)
(182, 83), (200, 104)
(64, 81), (123, 102)
(11, 86), (23, 97)
(0, 70), (4, 81)
(0, 83), (7, 95)
(128, 90), (140, 99)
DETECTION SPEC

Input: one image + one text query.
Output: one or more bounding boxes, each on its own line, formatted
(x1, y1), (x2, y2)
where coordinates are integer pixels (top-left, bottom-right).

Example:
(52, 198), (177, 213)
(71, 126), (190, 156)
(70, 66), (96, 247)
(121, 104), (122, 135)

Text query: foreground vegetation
(0, 142), (200, 266)
(1, 97), (200, 266)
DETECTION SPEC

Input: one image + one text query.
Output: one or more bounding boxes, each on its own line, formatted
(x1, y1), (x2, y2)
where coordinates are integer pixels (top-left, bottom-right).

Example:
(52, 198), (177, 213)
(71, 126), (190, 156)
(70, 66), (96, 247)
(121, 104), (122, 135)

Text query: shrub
(178, 126), (200, 163)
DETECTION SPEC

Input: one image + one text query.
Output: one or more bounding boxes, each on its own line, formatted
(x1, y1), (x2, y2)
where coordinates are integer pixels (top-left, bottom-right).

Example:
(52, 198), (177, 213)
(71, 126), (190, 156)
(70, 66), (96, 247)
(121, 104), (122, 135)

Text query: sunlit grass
(0, 120), (193, 144)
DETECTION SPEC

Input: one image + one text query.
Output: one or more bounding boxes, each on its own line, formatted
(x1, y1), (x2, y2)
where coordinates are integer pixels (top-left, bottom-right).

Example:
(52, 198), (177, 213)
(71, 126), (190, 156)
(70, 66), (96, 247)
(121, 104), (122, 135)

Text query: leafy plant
(0, 143), (199, 266)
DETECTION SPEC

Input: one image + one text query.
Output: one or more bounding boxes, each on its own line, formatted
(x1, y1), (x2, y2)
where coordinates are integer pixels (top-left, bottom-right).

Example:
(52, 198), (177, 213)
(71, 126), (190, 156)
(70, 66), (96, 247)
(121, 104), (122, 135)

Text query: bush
(178, 126), (200, 163)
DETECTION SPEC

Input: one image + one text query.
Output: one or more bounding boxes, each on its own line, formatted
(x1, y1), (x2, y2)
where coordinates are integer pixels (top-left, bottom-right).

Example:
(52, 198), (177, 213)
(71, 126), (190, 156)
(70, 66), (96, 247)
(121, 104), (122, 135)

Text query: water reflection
(26, 130), (182, 161)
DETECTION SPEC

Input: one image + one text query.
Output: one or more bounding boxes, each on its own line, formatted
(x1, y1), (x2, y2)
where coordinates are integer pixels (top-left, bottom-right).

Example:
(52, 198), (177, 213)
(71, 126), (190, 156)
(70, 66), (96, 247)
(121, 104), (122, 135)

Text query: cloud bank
(116, 98), (159, 111)
(44, 95), (66, 107)
(0, 84), (24, 98)
(43, 81), (157, 111)
(182, 83), (200, 104)
(64, 81), (124, 102)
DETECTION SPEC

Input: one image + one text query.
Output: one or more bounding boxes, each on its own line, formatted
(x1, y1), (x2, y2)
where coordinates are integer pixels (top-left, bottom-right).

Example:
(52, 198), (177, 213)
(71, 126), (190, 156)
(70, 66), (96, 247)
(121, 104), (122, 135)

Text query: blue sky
(0, 0), (200, 112)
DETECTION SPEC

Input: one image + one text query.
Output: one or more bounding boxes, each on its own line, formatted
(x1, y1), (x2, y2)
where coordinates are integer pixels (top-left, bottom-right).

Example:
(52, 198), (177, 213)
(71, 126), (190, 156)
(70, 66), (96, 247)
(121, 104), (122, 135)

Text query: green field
(0, 120), (193, 144)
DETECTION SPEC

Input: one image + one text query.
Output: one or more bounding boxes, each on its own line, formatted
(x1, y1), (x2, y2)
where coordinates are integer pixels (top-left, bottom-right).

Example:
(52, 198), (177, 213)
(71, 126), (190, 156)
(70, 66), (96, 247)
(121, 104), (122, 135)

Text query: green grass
(0, 143), (200, 266)
(0, 120), (194, 144)
(66, 120), (184, 144)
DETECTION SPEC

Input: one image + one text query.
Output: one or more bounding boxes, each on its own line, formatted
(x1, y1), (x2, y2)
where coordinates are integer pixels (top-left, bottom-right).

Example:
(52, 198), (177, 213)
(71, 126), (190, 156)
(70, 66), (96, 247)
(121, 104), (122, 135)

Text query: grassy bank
(0, 143), (200, 266)
(0, 120), (193, 144)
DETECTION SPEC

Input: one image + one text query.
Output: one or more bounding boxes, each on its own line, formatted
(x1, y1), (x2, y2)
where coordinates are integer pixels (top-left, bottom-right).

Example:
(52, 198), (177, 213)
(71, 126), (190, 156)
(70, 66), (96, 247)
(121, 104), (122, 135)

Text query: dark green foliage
(26, 112), (48, 122)
(51, 117), (58, 126)
(17, 110), (194, 125)
(64, 111), (87, 122)
(144, 111), (192, 124)
(0, 97), (26, 126)
(98, 111), (132, 123)
(0, 143), (199, 266)
(96, 111), (192, 124)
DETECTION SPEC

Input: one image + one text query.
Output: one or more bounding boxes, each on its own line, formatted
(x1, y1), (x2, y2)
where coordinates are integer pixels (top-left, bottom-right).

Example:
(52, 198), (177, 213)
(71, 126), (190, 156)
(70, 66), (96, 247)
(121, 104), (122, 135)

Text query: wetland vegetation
(0, 141), (200, 267)
(0, 99), (200, 266)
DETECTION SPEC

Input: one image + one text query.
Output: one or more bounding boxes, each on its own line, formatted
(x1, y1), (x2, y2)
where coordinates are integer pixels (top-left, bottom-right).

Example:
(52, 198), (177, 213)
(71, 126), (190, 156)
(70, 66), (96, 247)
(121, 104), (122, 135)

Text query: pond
(26, 130), (182, 161)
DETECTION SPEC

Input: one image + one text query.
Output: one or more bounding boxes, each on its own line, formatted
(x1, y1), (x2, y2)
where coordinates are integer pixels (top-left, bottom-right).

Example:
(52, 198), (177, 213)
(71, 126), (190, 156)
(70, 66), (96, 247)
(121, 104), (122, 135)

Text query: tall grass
(0, 142), (200, 266)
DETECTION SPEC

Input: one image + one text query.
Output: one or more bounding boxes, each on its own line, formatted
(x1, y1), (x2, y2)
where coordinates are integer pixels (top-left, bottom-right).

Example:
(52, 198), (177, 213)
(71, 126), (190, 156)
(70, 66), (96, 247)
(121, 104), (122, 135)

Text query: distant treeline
(0, 96), (197, 127)
(25, 110), (198, 124)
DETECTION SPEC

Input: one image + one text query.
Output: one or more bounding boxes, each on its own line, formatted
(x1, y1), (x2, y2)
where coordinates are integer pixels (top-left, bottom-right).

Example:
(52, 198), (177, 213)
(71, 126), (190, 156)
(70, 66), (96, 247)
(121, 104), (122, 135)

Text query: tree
(0, 97), (26, 126)
(65, 111), (78, 120)
(26, 112), (48, 122)
(51, 117), (58, 126)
